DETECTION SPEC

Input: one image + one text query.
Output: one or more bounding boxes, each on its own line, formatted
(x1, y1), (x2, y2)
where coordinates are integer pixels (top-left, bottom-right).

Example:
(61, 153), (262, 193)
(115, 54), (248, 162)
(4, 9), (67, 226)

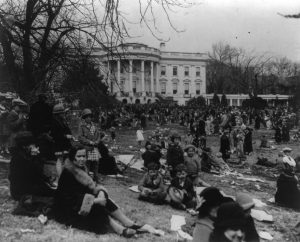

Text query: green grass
(0, 122), (300, 241)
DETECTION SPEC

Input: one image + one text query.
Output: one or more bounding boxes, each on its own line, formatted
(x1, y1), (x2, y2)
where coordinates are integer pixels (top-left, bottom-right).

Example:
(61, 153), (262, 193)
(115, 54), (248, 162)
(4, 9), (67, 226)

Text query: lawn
(0, 122), (299, 241)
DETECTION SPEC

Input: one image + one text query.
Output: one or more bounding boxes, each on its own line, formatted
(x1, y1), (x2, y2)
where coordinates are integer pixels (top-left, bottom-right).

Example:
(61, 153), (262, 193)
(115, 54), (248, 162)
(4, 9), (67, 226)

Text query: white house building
(93, 43), (208, 105)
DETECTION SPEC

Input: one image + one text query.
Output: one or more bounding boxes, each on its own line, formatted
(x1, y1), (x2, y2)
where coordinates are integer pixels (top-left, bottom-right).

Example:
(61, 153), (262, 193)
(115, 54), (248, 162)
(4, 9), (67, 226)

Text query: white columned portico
(129, 60), (133, 94)
(156, 63), (159, 93)
(141, 60), (145, 95)
(117, 60), (121, 96)
(150, 61), (154, 95)
(229, 99), (233, 106)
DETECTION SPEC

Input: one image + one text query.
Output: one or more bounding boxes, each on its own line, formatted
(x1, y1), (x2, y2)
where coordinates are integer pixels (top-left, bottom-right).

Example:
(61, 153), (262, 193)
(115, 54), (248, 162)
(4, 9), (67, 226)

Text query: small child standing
(136, 126), (144, 147)
(183, 145), (210, 187)
(138, 162), (166, 204)
(167, 164), (196, 210)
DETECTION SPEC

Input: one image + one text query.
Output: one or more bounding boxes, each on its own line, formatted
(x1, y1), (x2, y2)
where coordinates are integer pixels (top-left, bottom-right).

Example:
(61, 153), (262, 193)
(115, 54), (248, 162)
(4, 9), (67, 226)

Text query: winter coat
(78, 121), (101, 149)
(193, 217), (214, 242)
(219, 134), (230, 160)
(243, 129), (253, 154)
(167, 143), (184, 170)
(54, 160), (114, 234)
(142, 150), (161, 168)
(50, 116), (72, 152)
(184, 154), (201, 177)
(9, 147), (54, 200)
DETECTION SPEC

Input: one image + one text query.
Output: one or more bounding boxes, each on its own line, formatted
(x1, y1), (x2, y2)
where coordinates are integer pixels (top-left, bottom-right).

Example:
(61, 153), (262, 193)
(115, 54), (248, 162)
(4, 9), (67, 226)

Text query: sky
(119, 0), (300, 62)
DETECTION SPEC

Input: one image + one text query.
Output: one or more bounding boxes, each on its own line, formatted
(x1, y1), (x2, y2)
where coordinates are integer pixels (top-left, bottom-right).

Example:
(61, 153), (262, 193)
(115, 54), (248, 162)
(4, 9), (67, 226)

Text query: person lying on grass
(183, 145), (210, 187)
(53, 145), (144, 238)
(138, 162), (167, 204)
(167, 164), (197, 210)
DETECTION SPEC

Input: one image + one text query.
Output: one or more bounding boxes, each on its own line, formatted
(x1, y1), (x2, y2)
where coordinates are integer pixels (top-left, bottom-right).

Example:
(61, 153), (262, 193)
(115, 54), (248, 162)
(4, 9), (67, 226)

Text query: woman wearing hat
(193, 187), (233, 242)
(78, 108), (101, 182)
(9, 131), (55, 200)
(209, 202), (247, 242)
(275, 147), (300, 209)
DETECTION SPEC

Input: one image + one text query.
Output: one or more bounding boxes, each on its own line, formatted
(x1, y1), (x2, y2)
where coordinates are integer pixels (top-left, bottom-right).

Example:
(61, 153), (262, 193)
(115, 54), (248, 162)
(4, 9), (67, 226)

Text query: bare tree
(0, 0), (192, 100)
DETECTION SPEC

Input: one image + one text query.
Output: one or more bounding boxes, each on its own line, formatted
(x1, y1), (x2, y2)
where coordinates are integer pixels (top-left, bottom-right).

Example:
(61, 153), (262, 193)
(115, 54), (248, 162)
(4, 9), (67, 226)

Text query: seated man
(9, 131), (55, 201)
(138, 162), (166, 204)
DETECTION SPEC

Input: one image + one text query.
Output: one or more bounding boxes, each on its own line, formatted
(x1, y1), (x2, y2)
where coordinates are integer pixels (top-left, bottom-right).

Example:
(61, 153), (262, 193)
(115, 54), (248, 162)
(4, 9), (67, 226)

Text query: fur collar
(64, 159), (99, 195)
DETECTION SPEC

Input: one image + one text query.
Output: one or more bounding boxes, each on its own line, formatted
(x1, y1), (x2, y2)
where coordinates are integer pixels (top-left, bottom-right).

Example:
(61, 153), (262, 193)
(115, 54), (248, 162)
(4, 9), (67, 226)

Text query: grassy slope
(0, 122), (299, 241)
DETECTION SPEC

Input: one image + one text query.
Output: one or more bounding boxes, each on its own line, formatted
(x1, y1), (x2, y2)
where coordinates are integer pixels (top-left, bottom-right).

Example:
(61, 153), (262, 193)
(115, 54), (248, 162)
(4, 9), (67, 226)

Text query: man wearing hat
(50, 104), (72, 154)
(7, 98), (28, 150)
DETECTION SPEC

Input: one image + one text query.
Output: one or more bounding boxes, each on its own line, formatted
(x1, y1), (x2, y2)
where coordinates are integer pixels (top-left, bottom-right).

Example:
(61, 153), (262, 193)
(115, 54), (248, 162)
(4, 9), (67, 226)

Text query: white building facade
(93, 43), (208, 105)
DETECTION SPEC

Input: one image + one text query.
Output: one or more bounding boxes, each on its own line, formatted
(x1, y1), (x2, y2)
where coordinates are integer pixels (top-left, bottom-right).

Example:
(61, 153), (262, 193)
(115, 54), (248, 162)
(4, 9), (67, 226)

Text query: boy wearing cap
(236, 193), (259, 242)
(184, 145), (210, 187)
(167, 132), (184, 177)
(138, 162), (166, 204)
(168, 164), (196, 210)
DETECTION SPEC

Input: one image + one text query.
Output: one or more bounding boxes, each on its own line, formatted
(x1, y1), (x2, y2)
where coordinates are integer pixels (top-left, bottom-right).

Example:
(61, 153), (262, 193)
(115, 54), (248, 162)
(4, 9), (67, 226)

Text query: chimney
(160, 42), (166, 51)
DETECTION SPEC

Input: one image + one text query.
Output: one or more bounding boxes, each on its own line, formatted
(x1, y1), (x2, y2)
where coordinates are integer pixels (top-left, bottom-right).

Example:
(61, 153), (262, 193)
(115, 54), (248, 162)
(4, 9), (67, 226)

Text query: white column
(107, 61), (112, 93)
(230, 99), (233, 106)
(237, 98), (240, 106)
(141, 60), (145, 96)
(117, 60), (121, 96)
(150, 61), (154, 95)
(129, 60), (133, 94)
(156, 63), (159, 93)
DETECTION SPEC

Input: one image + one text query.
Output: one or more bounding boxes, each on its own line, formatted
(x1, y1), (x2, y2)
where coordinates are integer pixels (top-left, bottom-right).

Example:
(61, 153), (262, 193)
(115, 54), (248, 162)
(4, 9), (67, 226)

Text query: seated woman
(138, 162), (167, 204)
(53, 145), (142, 237)
(9, 131), (55, 201)
(209, 202), (247, 242)
(275, 147), (300, 209)
(193, 187), (233, 242)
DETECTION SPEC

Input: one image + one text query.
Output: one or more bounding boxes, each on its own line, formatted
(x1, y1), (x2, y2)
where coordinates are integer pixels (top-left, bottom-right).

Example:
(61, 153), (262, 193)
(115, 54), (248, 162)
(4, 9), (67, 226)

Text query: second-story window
(196, 67), (201, 77)
(184, 66), (189, 77)
(161, 66), (166, 76)
(161, 82), (166, 94)
(173, 66), (177, 76)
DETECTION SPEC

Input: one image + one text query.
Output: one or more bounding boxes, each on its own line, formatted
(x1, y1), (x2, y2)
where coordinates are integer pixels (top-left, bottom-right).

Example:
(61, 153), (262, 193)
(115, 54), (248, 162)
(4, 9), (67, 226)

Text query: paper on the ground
(140, 224), (165, 236)
(237, 176), (265, 183)
(129, 185), (140, 193)
(195, 186), (206, 195)
(0, 158), (9, 163)
(116, 155), (144, 171)
(259, 231), (273, 240)
(177, 229), (193, 240)
(251, 209), (273, 222)
(170, 215), (186, 231)
(253, 198), (267, 207)
(268, 197), (275, 203)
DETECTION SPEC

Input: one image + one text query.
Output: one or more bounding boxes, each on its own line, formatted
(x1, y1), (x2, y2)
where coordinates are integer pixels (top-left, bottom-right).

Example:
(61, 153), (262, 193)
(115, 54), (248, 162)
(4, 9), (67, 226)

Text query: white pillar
(156, 63), (159, 93)
(237, 98), (240, 106)
(117, 60), (121, 96)
(129, 60), (133, 94)
(141, 60), (145, 96)
(150, 61), (154, 95)
(230, 99), (233, 106)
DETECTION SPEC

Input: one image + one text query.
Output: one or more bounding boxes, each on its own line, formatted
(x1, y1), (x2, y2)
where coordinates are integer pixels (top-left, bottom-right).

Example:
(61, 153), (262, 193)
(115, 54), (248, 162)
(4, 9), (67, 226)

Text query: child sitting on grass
(167, 164), (196, 210)
(138, 162), (167, 204)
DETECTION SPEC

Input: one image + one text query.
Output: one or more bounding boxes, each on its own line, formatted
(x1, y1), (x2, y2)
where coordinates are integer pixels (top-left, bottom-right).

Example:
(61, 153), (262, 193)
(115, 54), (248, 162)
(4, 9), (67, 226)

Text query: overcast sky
(120, 0), (300, 62)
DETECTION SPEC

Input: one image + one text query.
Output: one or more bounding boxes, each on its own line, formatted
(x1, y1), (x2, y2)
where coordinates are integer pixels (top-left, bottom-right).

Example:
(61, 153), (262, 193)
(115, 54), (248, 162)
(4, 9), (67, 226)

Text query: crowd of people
(1, 92), (300, 241)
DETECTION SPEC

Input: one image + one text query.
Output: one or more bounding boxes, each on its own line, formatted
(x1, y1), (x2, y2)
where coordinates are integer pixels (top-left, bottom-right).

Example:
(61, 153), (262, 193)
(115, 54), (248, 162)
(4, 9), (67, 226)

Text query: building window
(184, 83), (189, 95)
(161, 82), (166, 94)
(173, 66), (177, 76)
(161, 66), (166, 76)
(184, 66), (189, 77)
(196, 67), (201, 77)
(173, 82), (178, 94)
(196, 83), (201, 95)
(133, 80), (137, 93)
